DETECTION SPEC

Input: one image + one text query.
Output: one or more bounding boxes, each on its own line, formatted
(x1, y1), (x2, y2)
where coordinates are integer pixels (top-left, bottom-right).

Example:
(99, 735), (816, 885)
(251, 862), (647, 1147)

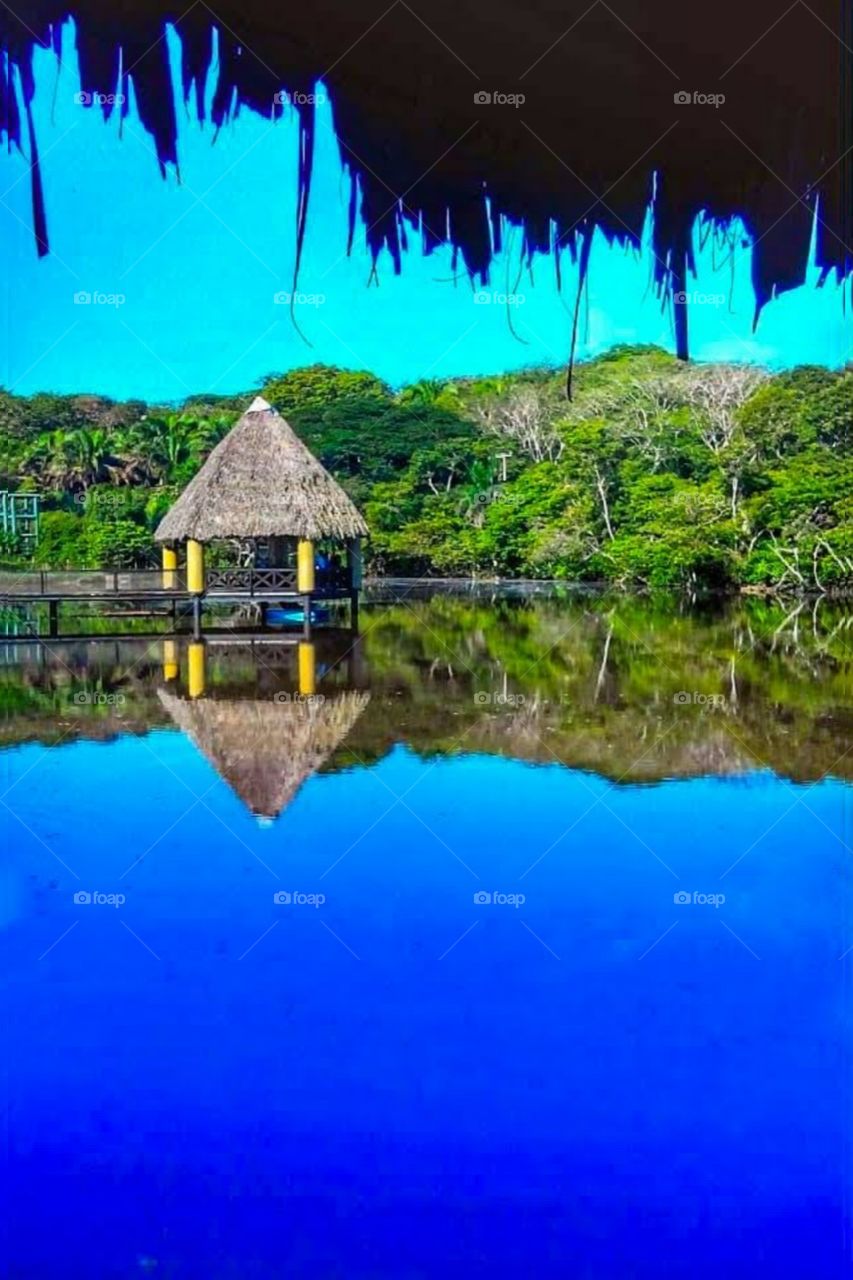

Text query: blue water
(2, 731), (851, 1277)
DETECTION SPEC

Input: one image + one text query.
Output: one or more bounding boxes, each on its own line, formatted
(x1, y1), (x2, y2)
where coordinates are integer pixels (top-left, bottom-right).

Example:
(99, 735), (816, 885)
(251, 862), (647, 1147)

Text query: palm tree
(143, 411), (233, 481)
(23, 428), (149, 493)
(457, 458), (498, 526)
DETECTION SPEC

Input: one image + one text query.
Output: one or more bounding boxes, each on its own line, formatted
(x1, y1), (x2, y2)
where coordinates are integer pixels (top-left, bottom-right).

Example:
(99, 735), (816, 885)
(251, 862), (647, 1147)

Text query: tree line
(0, 346), (850, 592)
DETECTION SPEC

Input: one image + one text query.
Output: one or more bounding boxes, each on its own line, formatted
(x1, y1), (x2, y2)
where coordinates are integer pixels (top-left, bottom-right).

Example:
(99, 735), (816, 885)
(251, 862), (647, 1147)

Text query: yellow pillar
(161, 544), (177, 590)
(187, 640), (206, 699)
(186, 539), (205, 594)
(298, 641), (316, 697)
(162, 639), (178, 682)
(296, 539), (315, 593)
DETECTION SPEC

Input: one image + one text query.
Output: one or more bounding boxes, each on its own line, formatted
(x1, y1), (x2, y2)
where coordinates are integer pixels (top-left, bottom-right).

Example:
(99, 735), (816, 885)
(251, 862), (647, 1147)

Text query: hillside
(1, 346), (851, 592)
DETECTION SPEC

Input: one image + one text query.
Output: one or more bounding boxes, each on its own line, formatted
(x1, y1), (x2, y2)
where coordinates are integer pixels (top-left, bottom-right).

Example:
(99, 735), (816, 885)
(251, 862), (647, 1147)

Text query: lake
(2, 587), (851, 1277)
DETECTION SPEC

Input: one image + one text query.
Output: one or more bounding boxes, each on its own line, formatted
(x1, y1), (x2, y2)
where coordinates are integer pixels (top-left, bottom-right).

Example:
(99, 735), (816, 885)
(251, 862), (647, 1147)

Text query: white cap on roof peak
(248, 395), (272, 412)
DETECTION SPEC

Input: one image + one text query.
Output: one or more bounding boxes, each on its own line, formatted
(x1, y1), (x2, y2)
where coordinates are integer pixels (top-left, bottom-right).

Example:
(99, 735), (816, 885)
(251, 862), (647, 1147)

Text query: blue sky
(1, 22), (850, 403)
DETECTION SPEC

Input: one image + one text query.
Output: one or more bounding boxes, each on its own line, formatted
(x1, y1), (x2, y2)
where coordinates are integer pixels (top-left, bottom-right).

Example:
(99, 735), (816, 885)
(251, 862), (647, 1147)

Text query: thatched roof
(154, 397), (368, 543)
(158, 687), (371, 819)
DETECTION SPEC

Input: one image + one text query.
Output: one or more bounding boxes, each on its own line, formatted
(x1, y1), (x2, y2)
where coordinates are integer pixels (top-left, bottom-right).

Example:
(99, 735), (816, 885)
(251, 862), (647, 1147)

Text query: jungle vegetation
(1, 593), (850, 783)
(1, 346), (850, 593)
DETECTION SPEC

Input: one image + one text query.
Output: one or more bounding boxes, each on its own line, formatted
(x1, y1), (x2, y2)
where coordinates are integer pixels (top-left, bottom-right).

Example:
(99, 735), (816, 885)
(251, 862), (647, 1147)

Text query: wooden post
(348, 537), (362, 632)
(348, 537), (363, 589)
(350, 632), (366, 685)
(161, 544), (178, 590)
(48, 599), (58, 638)
(186, 539), (205, 594)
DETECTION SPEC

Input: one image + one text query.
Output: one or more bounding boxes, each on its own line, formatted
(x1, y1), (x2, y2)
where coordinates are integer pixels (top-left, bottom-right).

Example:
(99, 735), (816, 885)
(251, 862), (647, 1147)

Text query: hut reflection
(158, 634), (369, 821)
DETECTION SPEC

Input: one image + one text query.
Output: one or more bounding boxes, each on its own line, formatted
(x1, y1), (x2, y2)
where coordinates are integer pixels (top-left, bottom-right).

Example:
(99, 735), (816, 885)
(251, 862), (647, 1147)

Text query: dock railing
(0, 565), (352, 599)
(0, 569), (188, 597)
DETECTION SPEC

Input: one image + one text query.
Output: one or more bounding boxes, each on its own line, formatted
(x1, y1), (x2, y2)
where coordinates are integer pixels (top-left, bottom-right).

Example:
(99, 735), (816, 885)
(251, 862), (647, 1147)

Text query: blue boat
(265, 603), (331, 626)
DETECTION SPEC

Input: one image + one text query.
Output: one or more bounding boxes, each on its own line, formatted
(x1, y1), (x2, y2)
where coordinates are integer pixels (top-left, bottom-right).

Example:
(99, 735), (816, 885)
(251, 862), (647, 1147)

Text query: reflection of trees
(359, 595), (853, 782)
(1, 594), (851, 782)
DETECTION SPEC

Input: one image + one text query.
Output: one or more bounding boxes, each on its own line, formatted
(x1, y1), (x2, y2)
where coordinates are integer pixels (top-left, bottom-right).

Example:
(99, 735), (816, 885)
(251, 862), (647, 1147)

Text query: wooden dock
(0, 569), (358, 636)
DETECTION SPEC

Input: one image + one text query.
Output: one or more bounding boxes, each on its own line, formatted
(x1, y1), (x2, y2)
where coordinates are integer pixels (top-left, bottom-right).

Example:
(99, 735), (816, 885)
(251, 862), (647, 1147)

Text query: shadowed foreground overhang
(2, 1), (850, 360)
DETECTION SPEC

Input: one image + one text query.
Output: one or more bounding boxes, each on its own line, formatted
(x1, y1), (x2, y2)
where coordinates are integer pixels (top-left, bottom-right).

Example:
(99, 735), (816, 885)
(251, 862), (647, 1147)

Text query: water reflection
(1, 591), (850, 786)
(159, 684), (371, 824)
(3, 588), (851, 1277)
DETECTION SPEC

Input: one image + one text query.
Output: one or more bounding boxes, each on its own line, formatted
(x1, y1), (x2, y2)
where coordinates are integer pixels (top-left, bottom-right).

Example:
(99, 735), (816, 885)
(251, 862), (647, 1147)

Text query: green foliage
(800, 372), (853, 451)
(85, 519), (153, 569)
(33, 512), (91, 568)
(84, 485), (148, 523)
(3, 350), (850, 592)
(262, 365), (390, 416)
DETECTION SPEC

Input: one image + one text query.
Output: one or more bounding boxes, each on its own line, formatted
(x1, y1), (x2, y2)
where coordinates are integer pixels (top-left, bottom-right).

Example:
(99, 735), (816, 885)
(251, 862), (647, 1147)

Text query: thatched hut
(158, 685), (371, 820)
(154, 396), (368, 606)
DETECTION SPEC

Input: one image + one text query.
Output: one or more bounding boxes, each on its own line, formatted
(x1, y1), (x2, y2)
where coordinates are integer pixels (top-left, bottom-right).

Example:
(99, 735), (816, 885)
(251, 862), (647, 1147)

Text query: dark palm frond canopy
(154, 397), (368, 543)
(158, 687), (371, 819)
(2, 2), (849, 363)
